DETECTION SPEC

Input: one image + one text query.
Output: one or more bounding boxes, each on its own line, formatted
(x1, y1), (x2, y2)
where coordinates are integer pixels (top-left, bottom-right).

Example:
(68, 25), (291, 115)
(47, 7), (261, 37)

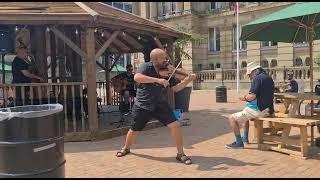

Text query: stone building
(128, 2), (320, 90)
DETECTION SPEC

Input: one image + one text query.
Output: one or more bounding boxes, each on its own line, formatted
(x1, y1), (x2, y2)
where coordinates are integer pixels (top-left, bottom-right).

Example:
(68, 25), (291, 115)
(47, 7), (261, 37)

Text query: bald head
(150, 48), (167, 68)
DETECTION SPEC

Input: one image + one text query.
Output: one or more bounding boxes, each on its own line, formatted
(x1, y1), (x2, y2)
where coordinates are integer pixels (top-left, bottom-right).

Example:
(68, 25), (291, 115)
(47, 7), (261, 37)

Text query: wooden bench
(252, 116), (320, 159)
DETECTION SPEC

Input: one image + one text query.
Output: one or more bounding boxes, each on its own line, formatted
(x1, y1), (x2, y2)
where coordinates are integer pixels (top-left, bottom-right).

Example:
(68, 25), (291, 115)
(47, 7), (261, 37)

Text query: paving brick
(65, 90), (320, 178)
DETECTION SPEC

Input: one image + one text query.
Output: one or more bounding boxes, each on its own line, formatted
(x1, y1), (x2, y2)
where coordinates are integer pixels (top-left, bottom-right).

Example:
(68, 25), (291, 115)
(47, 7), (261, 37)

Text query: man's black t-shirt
(249, 73), (275, 114)
(135, 62), (178, 111)
(12, 56), (31, 83)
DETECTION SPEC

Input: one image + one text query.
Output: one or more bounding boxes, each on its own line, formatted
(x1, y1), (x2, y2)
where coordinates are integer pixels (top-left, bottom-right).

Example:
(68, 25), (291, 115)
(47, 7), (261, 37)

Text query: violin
(158, 61), (194, 81)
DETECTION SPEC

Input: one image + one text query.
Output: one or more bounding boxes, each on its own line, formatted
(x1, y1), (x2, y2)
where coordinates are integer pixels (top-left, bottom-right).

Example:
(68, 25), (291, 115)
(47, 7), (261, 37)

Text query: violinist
(12, 41), (43, 106)
(116, 48), (195, 165)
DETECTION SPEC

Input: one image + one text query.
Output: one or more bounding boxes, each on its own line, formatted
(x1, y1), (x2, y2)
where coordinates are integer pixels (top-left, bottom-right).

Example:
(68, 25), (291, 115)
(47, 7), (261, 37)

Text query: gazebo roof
(0, 2), (182, 38)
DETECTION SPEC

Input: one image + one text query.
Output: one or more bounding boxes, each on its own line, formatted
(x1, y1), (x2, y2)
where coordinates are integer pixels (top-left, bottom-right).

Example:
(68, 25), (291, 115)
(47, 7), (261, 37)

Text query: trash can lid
(0, 104), (63, 122)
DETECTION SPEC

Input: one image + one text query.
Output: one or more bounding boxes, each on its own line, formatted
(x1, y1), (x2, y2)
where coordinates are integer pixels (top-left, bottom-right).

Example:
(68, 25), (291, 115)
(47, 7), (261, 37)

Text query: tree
(174, 25), (203, 67)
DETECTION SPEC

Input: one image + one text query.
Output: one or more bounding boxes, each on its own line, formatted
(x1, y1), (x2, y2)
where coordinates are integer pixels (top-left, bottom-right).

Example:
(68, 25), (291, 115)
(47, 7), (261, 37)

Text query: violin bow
(167, 58), (184, 82)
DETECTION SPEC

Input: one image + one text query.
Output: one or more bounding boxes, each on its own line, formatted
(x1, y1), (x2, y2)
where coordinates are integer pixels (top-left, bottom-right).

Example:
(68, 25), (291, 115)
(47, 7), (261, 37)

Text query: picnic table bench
(252, 116), (320, 159)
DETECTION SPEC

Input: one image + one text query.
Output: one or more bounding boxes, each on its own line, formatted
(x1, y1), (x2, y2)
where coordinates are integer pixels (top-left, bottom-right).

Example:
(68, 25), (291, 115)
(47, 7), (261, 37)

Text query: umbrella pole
(309, 40), (314, 116)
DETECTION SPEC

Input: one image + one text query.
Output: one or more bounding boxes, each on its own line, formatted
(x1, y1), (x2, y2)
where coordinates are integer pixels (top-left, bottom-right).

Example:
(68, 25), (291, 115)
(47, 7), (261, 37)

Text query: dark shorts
(131, 104), (177, 131)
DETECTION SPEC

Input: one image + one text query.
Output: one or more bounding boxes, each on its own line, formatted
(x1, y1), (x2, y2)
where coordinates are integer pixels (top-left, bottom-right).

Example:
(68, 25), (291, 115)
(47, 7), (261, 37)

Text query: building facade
(112, 2), (320, 90)
(132, 2), (320, 74)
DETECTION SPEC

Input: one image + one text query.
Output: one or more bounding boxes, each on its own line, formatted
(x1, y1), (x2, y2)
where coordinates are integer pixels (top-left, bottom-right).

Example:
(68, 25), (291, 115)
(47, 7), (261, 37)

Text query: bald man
(116, 48), (196, 165)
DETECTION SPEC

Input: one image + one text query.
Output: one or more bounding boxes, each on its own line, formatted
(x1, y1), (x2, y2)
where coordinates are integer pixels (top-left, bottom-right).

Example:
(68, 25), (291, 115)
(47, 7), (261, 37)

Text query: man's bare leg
(116, 129), (139, 157)
(225, 116), (244, 148)
(167, 121), (192, 165)
(229, 116), (241, 135)
(242, 120), (249, 143)
(167, 121), (184, 154)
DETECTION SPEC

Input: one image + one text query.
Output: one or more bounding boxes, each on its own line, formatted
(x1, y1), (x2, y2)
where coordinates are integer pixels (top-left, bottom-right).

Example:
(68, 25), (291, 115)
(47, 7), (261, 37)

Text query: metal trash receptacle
(0, 104), (65, 178)
(216, 86), (227, 103)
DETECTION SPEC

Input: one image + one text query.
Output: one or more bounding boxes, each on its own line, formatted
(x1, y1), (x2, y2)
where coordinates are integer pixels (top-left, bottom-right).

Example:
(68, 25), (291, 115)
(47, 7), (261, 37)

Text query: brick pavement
(65, 90), (320, 178)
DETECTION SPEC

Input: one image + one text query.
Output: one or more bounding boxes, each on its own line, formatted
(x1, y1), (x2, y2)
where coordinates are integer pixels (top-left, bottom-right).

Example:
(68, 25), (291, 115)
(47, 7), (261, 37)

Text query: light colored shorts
(230, 107), (263, 125)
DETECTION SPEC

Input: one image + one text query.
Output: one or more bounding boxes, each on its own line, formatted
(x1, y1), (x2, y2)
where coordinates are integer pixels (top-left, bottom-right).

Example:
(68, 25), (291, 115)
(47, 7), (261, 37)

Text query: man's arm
(21, 70), (42, 81)
(239, 93), (256, 102)
(171, 74), (196, 92)
(134, 73), (169, 87)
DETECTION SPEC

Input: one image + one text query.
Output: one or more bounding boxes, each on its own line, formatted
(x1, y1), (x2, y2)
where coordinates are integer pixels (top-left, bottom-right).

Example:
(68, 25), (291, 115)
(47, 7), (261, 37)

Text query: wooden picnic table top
(274, 92), (320, 100)
(258, 117), (320, 126)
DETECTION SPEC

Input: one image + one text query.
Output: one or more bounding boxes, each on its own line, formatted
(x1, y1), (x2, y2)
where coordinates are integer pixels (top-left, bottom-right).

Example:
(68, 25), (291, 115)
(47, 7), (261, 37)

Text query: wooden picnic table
(274, 92), (320, 118)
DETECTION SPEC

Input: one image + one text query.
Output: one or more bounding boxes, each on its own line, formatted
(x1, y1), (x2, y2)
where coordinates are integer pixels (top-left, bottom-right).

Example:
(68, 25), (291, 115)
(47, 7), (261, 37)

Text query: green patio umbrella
(240, 2), (320, 92)
(0, 63), (11, 71)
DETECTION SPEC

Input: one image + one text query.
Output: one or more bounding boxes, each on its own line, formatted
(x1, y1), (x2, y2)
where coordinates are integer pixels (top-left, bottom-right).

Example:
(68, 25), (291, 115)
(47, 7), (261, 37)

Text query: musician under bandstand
(118, 64), (136, 111)
(12, 41), (43, 106)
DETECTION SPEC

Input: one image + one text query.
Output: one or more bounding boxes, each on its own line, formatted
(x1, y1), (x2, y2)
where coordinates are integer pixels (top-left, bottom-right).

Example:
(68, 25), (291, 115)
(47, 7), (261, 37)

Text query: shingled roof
(0, 2), (182, 38)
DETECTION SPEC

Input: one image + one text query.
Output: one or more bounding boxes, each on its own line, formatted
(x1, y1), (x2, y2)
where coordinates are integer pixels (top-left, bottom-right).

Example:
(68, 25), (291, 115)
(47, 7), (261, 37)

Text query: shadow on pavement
(65, 107), (240, 153)
(130, 152), (263, 171)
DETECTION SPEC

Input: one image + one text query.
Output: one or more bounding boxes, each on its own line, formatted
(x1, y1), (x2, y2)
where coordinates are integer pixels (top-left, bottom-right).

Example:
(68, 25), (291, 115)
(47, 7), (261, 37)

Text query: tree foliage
(174, 25), (203, 64)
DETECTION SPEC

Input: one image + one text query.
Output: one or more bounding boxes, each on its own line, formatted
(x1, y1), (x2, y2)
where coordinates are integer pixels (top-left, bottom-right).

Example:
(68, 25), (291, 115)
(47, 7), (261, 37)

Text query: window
(294, 57), (303, 66)
(198, 64), (202, 71)
(232, 25), (247, 50)
(209, 63), (215, 70)
(146, 2), (150, 19)
(271, 59), (277, 67)
(305, 57), (311, 66)
(216, 63), (221, 69)
(210, 2), (223, 10)
(171, 2), (177, 14)
(261, 59), (269, 68)
(261, 41), (277, 47)
(161, 2), (168, 16)
(208, 27), (220, 52)
(241, 61), (247, 68)
(111, 2), (132, 13)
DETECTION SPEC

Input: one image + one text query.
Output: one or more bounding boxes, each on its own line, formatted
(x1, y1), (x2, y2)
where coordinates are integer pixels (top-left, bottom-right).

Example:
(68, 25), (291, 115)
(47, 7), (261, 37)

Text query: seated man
(225, 62), (275, 149)
(284, 72), (298, 93)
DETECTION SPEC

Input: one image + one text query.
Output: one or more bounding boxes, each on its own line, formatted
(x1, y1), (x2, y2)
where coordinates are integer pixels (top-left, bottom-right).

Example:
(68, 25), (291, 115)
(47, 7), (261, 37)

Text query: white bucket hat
(246, 62), (261, 75)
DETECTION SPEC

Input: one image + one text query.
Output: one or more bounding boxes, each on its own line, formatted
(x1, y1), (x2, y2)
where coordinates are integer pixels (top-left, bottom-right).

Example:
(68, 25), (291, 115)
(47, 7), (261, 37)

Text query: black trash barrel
(175, 87), (192, 112)
(0, 104), (65, 178)
(216, 86), (227, 103)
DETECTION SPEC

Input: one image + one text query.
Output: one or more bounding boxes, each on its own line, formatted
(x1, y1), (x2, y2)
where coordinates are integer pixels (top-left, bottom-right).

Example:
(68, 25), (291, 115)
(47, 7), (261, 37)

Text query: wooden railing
(96, 81), (122, 106)
(0, 82), (88, 133)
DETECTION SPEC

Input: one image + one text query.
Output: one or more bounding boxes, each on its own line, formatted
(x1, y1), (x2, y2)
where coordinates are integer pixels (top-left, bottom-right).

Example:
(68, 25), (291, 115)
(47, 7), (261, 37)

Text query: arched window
(305, 57), (311, 66)
(261, 59), (269, 68)
(271, 59), (277, 67)
(241, 61), (247, 68)
(294, 57), (303, 66)
(209, 63), (215, 70)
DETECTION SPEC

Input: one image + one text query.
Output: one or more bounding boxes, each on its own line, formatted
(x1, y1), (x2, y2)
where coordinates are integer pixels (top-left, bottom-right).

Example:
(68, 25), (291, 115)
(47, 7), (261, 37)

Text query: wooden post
(57, 32), (66, 82)
(85, 27), (98, 131)
(30, 26), (47, 81)
(50, 31), (57, 83)
(104, 54), (112, 105)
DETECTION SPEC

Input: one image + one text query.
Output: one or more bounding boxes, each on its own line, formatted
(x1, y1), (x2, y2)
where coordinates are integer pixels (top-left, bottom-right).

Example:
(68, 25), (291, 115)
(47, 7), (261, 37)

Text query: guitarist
(12, 42), (43, 106)
(117, 64), (136, 111)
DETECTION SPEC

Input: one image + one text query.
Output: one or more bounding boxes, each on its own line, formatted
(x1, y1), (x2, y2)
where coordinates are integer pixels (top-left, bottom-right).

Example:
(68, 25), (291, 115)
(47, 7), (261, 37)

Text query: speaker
(0, 26), (13, 53)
